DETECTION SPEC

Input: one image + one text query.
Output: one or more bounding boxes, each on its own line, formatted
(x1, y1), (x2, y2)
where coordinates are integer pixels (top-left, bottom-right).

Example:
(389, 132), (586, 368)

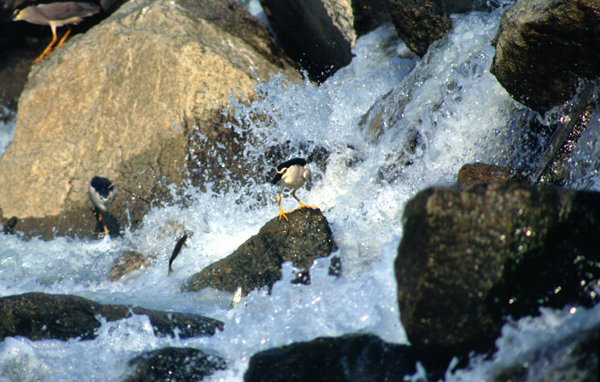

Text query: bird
(271, 157), (315, 221)
(8, 0), (102, 64)
(88, 176), (115, 236)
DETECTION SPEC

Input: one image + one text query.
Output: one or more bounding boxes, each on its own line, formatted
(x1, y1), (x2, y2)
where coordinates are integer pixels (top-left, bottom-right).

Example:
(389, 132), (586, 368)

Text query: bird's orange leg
(33, 29), (59, 64)
(291, 190), (316, 210)
(55, 26), (72, 49)
(98, 211), (109, 236)
(277, 193), (289, 221)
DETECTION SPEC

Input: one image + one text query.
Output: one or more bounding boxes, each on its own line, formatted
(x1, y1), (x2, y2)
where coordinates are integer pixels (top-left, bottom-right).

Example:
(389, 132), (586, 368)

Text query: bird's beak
(5, 10), (19, 24)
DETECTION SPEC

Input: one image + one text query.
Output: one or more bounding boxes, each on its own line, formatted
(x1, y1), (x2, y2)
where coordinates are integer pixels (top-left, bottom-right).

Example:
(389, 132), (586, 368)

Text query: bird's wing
(36, 2), (101, 21)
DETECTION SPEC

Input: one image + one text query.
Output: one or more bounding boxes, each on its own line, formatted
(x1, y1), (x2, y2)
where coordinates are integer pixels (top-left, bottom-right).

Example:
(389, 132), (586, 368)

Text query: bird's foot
(278, 210), (290, 221)
(295, 203), (317, 210)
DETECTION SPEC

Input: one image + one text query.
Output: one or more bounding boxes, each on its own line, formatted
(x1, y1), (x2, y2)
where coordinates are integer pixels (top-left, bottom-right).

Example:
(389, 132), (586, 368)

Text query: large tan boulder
(0, 0), (299, 238)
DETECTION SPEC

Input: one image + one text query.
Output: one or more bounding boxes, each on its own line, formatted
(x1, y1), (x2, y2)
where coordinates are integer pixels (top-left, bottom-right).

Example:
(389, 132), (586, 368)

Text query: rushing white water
(1, 5), (599, 382)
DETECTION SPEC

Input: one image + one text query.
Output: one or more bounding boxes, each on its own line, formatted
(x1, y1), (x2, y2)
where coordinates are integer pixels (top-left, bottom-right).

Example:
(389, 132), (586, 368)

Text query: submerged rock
(490, 0), (600, 114)
(244, 333), (417, 382)
(0, 0), (299, 240)
(185, 208), (337, 295)
(492, 322), (599, 382)
(396, 184), (600, 368)
(125, 347), (227, 382)
(0, 292), (223, 342)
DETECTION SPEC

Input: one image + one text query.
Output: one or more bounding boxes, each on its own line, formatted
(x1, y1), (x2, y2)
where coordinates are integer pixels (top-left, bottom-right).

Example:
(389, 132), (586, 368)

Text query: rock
(0, 0), (300, 240)
(457, 163), (527, 185)
(396, 184), (600, 368)
(244, 333), (417, 382)
(387, 0), (452, 57)
(490, 0), (600, 114)
(492, 323), (599, 382)
(185, 208), (337, 295)
(386, 0), (495, 57)
(258, 0), (355, 82)
(125, 347), (227, 382)
(352, 0), (392, 36)
(108, 250), (155, 281)
(0, 292), (223, 341)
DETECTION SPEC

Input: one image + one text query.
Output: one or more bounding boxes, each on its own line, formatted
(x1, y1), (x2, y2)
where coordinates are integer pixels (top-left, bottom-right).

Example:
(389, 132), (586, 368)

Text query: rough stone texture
(244, 333), (417, 382)
(108, 250), (155, 281)
(396, 184), (600, 368)
(125, 347), (227, 382)
(185, 208), (337, 295)
(259, 0), (355, 82)
(387, 0), (452, 57)
(490, 0), (600, 114)
(0, 0), (300, 239)
(0, 292), (223, 341)
(457, 163), (527, 186)
(492, 323), (599, 382)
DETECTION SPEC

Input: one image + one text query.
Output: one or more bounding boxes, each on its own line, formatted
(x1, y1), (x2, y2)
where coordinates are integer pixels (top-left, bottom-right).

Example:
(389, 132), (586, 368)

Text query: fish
(168, 234), (188, 275)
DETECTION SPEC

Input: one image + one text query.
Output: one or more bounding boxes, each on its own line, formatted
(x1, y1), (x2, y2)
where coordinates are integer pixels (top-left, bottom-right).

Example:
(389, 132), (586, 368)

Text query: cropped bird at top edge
(271, 157), (316, 221)
(8, 0), (102, 64)
(88, 176), (115, 236)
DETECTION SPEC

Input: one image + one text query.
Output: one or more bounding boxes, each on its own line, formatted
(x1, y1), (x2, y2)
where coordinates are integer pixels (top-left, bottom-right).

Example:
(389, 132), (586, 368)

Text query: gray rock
(258, 0), (355, 82)
(490, 0), (600, 114)
(396, 184), (600, 367)
(125, 347), (227, 382)
(0, 0), (300, 239)
(0, 292), (223, 341)
(185, 208), (337, 295)
(244, 333), (417, 382)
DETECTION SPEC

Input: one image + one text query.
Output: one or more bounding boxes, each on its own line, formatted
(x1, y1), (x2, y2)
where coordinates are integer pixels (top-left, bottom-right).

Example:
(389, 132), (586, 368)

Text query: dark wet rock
(532, 86), (597, 186)
(492, 322), (599, 382)
(490, 0), (600, 114)
(258, 0), (355, 82)
(1, 216), (18, 235)
(387, 0), (452, 57)
(457, 163), (528, 186)
(396, 184), (600, 369)
(352, 0), (392, 36)
(185, 208), (337, 295)
(125, 347), (227, 382)
(108, 250), (155, 281)
(99, 305), (224, 339)
(0, 292), (105, 341)
(0, 0), (300, 240)
(0, 292), (223, 342)
(244, 333), (417, 382)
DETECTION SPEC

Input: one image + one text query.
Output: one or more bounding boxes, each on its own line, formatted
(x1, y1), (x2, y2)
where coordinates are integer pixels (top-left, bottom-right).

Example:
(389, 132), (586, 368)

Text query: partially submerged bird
(271, 157), (315, 221)
(88, 176), (115, 236)
(9, 0), (102, 63)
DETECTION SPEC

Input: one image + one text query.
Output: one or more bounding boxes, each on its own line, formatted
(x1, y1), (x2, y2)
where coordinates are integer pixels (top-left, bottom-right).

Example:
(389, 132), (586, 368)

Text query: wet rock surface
(0, 292), (223, 341)
(244, 333), (418, 382)
(457, 163), (528, 186)
(490, 0), (600, 114)
(387, 0), (451, 57)
(258, 0), (355, 82)
(396, 183), (600, 368)
(185, 208), (337, 295)
(125, 347), (227, 382)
